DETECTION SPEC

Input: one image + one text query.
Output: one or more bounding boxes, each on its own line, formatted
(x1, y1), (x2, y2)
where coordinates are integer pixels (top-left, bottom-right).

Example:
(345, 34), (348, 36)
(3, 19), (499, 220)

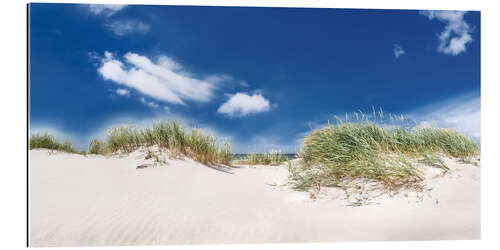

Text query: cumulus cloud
(420, 10), (473, 55)
(217, 93), (272, 117)
(140, 97), (159, 109)
(115, 88), (130, 96)
(393, 44), (406, 58)
(88, 4), (126, 17)
(106, 20), (150, 36)
(97, 51), (219, 105)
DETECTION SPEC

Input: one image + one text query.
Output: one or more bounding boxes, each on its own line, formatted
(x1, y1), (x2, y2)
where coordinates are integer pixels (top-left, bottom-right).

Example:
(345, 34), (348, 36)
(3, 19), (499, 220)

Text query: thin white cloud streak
(393, 44), (406, 58)
(105, 20), (150, 36)
(420, 10), (473, 55)
(217, 93), (272, 117)
(115, 88), (130, 96)
(97, 51), (221, 105)
(140, 97), (159, 109)
(87, 4), (126, 17)
(87, 4), (150, 37)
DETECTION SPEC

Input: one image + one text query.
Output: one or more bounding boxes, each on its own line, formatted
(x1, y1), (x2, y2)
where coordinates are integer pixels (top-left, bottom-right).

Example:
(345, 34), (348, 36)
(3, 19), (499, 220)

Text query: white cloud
(97, 51), (219, 105)
(88, 51), (100, 60)
(410, 93), (480, 142)
(420, 10), (473, 55)
(140, 97), (159, 109)
(87, 5), (150, 37)
(115, 88), (130, 96)
(393, 44), (406, 58)
(106, 20), (150, 36)
(217, 93), (272, 117)
(204, 74), (233, 84)
(88, 4), (126, 17)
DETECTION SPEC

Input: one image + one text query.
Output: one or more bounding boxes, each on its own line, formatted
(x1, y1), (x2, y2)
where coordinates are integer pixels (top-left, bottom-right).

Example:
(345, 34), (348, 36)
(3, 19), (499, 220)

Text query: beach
(28, 148), (480, 247)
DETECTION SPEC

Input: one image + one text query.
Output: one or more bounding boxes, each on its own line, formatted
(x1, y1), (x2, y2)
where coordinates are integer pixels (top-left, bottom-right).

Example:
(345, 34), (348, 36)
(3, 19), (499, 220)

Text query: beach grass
(237, 150), (292, 166)
(288, 110), (480, 193)
(91, 121), (233, 165)
(29, 132), (77, 153)
(30, 111), (479, 190)
(88, 139), (108, 155)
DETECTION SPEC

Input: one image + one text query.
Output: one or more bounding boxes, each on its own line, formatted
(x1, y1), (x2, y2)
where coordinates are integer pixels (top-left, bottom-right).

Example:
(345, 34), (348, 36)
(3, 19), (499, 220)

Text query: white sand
(29, 149), (480, 247)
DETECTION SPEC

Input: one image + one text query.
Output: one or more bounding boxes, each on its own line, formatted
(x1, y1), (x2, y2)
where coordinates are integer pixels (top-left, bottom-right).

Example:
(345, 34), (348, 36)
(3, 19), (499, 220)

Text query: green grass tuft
(29, 132), (77, 153)
(95, 121), (233, 165)
(289, 110), (480, 194)
(88, 139), (108, 155)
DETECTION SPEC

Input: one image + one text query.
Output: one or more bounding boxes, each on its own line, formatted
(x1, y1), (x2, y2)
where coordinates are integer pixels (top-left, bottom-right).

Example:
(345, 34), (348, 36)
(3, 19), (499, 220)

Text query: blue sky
(29, 4), (480, 153)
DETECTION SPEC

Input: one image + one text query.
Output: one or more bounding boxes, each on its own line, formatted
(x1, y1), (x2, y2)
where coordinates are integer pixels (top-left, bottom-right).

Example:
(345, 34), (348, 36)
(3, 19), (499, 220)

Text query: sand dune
(29, 149), (480, 247)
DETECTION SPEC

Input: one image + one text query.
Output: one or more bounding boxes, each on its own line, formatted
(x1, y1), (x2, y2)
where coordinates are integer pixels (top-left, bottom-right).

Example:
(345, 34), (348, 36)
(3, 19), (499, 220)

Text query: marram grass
(289, 111), (480, 194)
(89, 121), (233, 165)
(88, 139), (108, 155)
(30, 111), (479, 193)
(29, 132), (77, 154)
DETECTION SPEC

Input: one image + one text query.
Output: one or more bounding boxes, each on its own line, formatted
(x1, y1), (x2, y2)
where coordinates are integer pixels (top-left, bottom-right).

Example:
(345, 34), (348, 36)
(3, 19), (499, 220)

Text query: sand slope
(29, 149), (480, 247)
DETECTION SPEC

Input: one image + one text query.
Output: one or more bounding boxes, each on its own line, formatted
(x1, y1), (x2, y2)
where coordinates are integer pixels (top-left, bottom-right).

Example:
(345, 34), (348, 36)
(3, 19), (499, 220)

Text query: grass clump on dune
(29, 132), (77, 153)
(91, 121), (233, 165)
(88, 139), (108, 155)
(289, 109), (480, 194)
(237, 150), (292, 166)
